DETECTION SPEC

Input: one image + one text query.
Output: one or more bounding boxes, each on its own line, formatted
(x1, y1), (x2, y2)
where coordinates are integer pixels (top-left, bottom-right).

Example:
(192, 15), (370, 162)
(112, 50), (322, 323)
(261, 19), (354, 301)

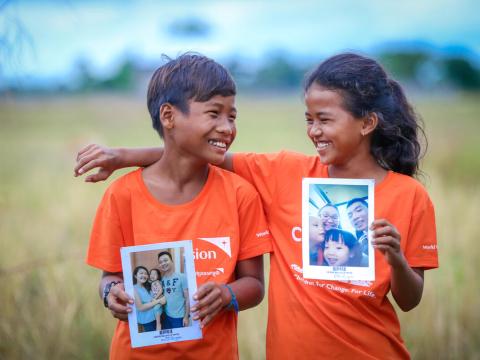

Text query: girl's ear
(361, 112), (378, 136)
(160, 103), (175, 130)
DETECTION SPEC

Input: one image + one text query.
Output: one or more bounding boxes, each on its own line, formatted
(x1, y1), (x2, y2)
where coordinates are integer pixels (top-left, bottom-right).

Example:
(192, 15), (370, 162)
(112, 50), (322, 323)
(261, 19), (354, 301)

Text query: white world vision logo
(197, 237), (232, 258)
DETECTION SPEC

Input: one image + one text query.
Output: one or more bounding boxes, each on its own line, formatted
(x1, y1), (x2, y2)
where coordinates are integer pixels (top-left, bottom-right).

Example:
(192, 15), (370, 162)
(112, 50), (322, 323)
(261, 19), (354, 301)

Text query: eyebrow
(209, 102), (237, 113)
(305, 111), (332, 117)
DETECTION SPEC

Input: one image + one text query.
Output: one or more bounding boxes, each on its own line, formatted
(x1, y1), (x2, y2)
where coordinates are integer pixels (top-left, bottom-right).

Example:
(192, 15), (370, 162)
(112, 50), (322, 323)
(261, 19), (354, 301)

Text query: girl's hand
(191, 282), (229, 328)
(107, 283), (133, 321)
(74, 144), (120, 182)
(371, 219), (407, 269)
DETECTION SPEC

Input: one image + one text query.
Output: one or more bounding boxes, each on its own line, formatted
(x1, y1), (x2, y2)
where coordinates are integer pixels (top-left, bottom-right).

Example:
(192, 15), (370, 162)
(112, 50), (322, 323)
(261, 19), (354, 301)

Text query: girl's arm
(190, 255), (265, 328)
(133, 288), (164, 312)
(74, 144), (234, 182)
(371, 219), (424, 311)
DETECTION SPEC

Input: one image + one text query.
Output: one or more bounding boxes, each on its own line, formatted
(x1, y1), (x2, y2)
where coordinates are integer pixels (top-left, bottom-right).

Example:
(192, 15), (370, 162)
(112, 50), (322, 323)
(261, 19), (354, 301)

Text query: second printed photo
(302, 178), (375, 281)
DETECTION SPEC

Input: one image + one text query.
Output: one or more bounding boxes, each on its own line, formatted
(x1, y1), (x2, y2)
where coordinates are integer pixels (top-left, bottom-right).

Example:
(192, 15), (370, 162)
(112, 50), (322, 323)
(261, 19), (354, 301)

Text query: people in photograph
(346, 197), (369, 255)
(318, 203), (340, 231)
(310, 204), (341, 265)
(76, 52), (438, 359)
(157, 251), (189, 329)
(82, 54), (272, 359)
(321, 228), (368, 267)
(148, 267), (164, 330)
(309, 215), (325, 265)
(132, 266), (165, 333)
(150, 278), (165, 331)
(149, 268), (161, 283)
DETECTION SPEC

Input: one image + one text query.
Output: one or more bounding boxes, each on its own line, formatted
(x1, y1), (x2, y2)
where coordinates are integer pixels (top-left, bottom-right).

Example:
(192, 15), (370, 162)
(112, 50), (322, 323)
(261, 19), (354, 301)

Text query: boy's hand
(74, 144), (120, 182)
(107, 283), (133, 321)
(191, 282), (229, 328)
(371, 219), (407, 269)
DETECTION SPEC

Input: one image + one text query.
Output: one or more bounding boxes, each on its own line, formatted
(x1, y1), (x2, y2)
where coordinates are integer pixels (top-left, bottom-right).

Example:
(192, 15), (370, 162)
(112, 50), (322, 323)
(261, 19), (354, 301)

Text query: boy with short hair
(86, 53), (272, 359)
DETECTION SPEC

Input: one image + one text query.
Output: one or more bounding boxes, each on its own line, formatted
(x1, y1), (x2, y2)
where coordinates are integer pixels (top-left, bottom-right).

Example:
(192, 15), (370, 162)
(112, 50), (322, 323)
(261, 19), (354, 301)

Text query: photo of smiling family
(302, 178), (375, 281)
(120, 241), (202, 348)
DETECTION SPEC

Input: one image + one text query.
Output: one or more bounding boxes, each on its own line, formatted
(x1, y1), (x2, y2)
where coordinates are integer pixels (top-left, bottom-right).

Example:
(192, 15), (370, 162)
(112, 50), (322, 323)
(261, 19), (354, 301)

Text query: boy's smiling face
(166, 95), (237, 166)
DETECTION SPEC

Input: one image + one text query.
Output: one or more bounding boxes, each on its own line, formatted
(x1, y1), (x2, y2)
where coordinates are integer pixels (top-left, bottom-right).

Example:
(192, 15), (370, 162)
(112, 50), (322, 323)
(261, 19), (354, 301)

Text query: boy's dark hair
(158, 251), (173, 261)
(304, 53), (426, 177)
(147, 53), (237, 138)
(346, 197), (368, 209)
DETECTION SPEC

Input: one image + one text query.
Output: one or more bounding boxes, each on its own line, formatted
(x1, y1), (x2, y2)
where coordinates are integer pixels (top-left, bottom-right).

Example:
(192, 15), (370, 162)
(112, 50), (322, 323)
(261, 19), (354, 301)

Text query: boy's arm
(371, 219), (424, 311)
(74, 144), (234, 182)
(190, 255), (265, 328)
(100, 271), (133, 321)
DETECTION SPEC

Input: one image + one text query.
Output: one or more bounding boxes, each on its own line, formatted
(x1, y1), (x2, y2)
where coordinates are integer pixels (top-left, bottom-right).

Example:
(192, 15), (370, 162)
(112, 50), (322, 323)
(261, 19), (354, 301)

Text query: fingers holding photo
(191, 282), (226, 327)
(371, 219), (406, 267)
(107, 283), (133, 321)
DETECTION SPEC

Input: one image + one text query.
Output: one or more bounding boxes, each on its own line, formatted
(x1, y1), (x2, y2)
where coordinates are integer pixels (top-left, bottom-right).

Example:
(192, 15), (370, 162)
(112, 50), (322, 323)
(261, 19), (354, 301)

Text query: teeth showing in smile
(208, 140), (227, 149)
(316, 142), (330, 150)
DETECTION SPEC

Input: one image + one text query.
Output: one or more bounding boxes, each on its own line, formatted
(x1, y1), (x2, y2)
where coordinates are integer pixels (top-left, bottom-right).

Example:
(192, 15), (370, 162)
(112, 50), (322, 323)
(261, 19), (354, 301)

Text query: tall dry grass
(0, 93), (479, 359)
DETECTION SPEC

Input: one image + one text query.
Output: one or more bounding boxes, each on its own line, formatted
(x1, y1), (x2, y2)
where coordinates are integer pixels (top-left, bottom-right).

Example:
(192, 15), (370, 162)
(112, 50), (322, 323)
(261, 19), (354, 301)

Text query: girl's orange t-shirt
(233, 151), (438, 360)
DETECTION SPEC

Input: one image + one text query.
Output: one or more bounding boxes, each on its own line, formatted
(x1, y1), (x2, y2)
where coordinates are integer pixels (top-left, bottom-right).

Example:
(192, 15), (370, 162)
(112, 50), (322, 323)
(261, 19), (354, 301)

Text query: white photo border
(121, 240), (202, 348)
(302, 178), (375, 281)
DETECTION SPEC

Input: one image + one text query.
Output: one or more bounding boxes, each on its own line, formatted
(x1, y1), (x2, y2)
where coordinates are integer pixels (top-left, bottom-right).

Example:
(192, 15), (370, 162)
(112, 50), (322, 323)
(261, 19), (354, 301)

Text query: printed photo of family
(121, 241), (202, 348)
(132, 249), (189, 333)
(302, 178), (375, 281)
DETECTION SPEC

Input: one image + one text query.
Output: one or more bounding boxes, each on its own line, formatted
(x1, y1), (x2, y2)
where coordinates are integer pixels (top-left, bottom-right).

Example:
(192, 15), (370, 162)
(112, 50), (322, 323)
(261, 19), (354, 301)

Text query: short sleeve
(232, 152), (281, 213)
(236, 183), (273, 261)
(404, 187), (439, 269)
(86, 186), (126, 273)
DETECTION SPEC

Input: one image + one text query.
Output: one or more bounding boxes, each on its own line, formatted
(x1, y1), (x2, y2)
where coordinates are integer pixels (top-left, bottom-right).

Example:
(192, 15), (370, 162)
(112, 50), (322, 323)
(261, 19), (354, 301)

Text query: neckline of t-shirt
(324, 165), (394, 190)
(135, 165), (216, 211)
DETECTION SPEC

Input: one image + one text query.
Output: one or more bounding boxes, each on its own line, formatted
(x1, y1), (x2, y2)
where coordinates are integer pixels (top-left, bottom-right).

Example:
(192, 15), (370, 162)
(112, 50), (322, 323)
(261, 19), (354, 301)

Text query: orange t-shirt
(87, 166), (272, 360)
(233, 151), (438, 360)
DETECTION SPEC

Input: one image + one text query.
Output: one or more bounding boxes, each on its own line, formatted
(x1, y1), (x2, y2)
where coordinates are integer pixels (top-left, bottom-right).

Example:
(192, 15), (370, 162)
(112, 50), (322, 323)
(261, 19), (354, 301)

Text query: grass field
(1, 92), (479, 359)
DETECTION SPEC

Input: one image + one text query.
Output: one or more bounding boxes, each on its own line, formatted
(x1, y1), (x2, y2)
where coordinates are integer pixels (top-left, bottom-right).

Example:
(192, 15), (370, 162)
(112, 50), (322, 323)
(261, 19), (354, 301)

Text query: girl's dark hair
(321, 228), (358, 251)
(133, 266), (151, 291)
(304, 53), (426, 177)
(321, 228), (364, 266)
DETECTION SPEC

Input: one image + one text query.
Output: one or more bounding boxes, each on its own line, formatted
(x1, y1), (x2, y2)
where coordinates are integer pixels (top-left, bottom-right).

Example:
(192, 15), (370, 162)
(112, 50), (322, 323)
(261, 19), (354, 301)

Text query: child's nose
(309, 121), (322, 136)
(217, 117), (234, 134)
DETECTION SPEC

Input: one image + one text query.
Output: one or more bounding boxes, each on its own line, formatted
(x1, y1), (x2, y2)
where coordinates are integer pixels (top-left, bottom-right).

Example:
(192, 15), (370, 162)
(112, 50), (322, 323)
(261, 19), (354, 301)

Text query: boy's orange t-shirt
(87, 166), (272, 360)
(233, 150), (438, 360)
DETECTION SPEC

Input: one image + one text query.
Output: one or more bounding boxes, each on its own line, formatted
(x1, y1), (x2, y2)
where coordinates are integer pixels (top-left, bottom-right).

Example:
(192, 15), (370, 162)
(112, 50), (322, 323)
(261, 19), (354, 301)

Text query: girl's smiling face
(323, 240), (351, 267)
(149, 269), (159, 282)
(134, 268), (149, 284)
(304, 84), (368, 167)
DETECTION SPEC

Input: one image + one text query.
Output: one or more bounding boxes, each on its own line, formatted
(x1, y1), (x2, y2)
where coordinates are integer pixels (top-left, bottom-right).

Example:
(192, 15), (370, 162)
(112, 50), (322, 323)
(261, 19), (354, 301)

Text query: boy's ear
(159, 103), (175, 130)
(361, 112), (378, 136)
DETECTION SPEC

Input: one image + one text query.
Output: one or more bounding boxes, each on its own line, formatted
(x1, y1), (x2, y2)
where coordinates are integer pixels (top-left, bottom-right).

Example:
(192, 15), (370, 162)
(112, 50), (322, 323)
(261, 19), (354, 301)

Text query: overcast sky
(2, 0), (479, 83)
